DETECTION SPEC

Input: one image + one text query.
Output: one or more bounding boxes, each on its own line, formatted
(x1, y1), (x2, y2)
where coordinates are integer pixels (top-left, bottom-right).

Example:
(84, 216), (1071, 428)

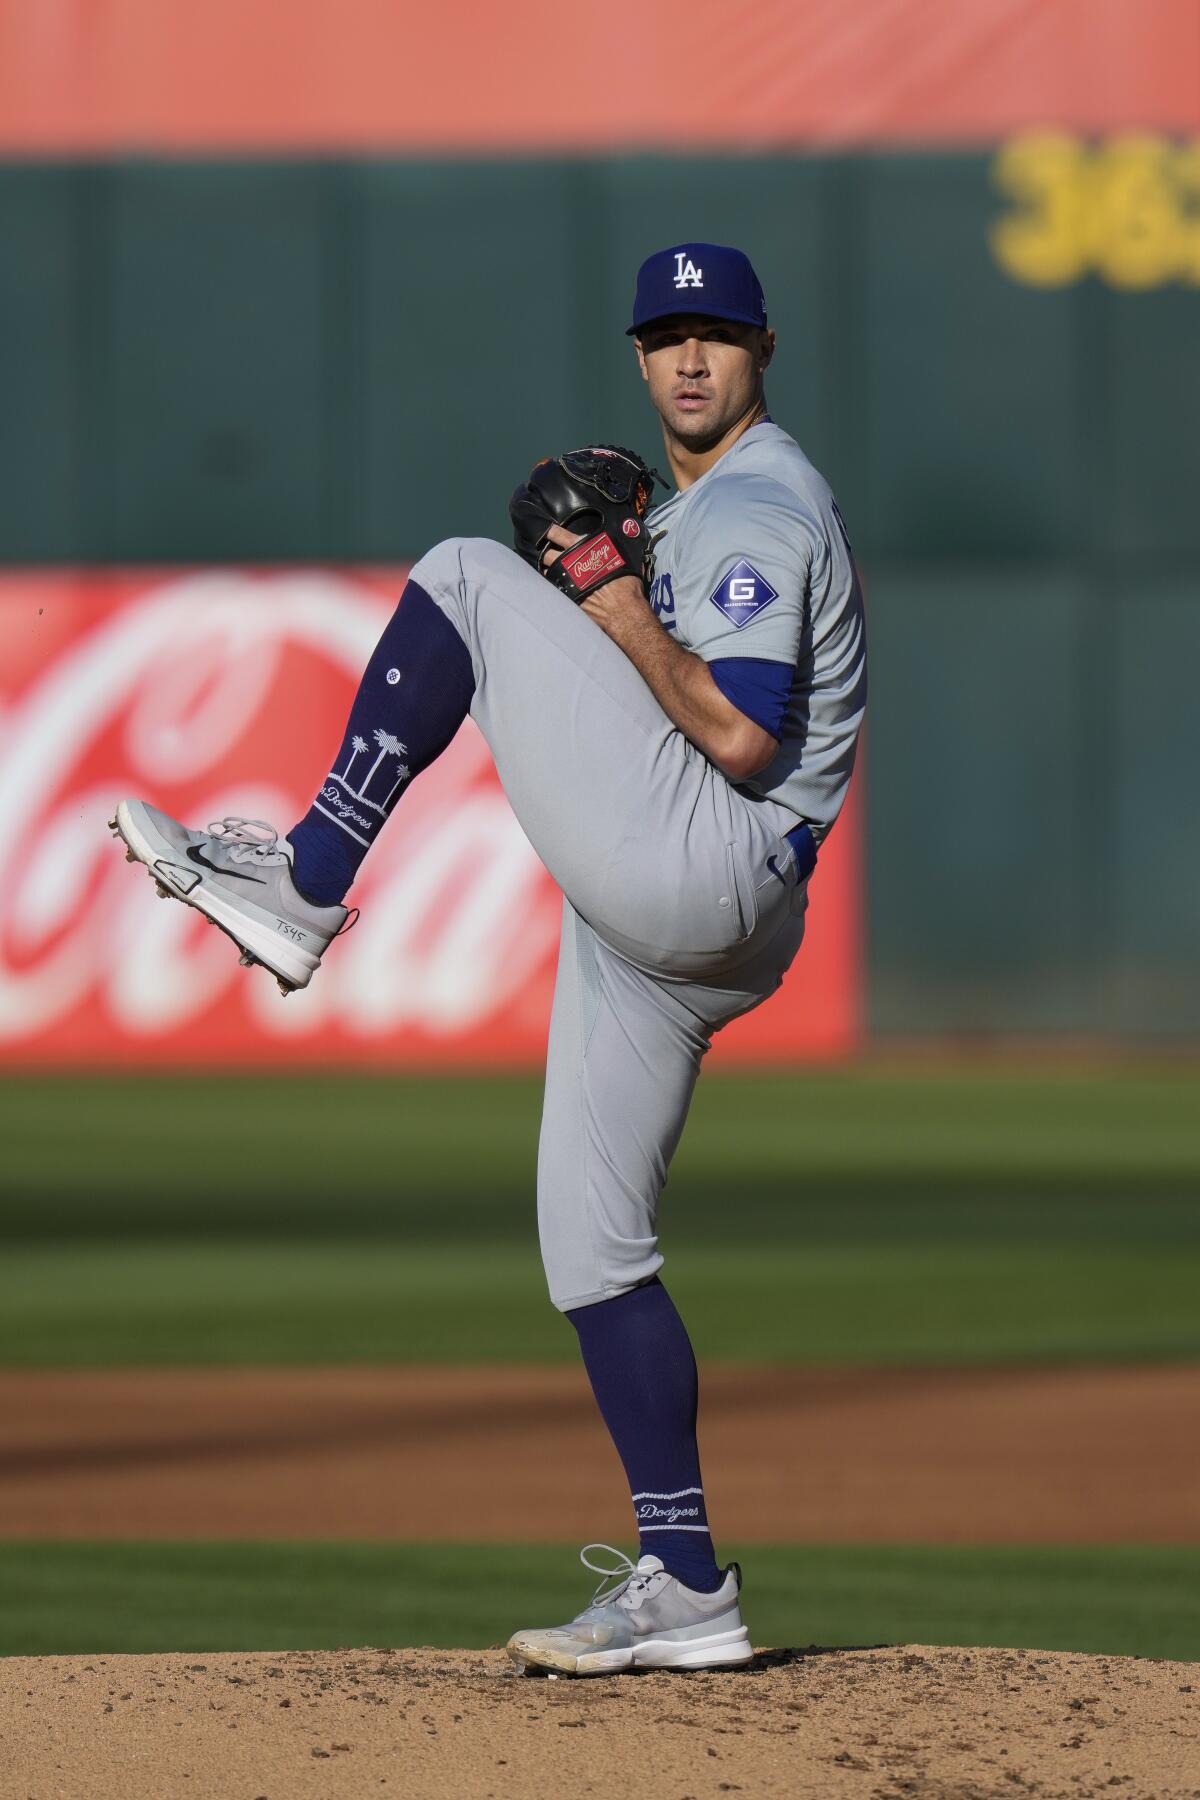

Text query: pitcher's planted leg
(569, 1278), (723, 1593)
(536, 910), (736, 1610)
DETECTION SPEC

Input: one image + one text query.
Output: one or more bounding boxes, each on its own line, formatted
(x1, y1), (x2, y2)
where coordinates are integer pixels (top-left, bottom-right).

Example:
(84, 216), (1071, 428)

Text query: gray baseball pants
(412, 537), (811, 1310)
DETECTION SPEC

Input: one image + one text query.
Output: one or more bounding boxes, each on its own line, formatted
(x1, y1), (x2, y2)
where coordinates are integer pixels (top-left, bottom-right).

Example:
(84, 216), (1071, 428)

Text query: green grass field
(2, 1065), (1197, 1662)
(4, 1543), (1199, 1662)
(3, 1238), (1198, 1364)
(7, 1066), (1199, 1241)
(2, 1066), (1197, 1365)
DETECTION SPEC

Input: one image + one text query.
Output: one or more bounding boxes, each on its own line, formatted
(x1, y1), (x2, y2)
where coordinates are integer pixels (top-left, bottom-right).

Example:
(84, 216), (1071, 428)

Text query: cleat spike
(125, 849), (137, 862)
(154, 882), (171, 898)
(276, 978), (292, 996)
(238, 951), (256, 967)
(107, 817), (118, 831)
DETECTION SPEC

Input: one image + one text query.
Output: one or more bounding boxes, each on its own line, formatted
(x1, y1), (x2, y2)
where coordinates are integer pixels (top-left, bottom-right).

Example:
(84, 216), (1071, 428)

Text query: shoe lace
(206, 817), (291, 867)
(579, 1543), (655, 1608)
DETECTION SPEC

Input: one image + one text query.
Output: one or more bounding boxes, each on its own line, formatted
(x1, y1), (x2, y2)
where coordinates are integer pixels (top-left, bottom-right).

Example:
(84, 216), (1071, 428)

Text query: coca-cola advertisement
(0, 571), (861, 1066)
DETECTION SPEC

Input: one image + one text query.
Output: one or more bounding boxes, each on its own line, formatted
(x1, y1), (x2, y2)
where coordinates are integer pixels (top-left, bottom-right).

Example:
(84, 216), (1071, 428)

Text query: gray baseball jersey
(412, 428), (865, 1312)
(646, 420), (866, 844)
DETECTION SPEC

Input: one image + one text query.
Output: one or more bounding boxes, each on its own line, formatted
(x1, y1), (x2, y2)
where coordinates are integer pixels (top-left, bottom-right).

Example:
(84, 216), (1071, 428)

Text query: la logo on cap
(673, 254), (703, 290)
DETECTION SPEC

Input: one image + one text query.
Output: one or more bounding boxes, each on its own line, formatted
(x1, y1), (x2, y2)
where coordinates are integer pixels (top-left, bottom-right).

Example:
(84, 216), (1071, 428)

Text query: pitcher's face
(636, 315), (774, 450)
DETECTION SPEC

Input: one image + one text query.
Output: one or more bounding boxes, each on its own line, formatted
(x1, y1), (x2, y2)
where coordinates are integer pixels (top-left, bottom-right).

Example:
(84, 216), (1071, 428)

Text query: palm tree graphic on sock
(383, 758), (412, 809)
(357, 728), (410, 813)
(339, 735), (368, 786)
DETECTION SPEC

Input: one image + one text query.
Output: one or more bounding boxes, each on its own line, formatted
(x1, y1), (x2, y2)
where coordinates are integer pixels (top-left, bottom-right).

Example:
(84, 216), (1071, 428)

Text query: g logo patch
(709, 559), (780, 628)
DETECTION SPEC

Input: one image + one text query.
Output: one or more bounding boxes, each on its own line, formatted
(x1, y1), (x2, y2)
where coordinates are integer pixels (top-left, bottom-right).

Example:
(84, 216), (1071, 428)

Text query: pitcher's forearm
(581, 577), (778, 779)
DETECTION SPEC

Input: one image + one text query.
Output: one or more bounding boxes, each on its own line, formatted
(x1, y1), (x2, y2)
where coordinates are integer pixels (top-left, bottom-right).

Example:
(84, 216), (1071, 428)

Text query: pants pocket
(724, 840), (759, 943)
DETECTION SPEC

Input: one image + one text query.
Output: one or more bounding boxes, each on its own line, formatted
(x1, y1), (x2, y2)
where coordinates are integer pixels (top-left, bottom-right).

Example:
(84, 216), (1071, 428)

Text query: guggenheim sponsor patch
(710, 559), (779, 627)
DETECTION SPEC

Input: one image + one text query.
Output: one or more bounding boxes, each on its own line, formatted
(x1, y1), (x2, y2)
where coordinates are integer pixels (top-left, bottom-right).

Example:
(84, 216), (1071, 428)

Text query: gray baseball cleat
(506, 1544), (752, 1676)
(110, 800), (349, 994)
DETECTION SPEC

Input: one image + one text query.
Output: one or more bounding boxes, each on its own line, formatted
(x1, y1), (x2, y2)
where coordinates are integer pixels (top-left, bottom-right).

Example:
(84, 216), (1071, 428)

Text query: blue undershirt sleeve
(707, 656), (793, 740)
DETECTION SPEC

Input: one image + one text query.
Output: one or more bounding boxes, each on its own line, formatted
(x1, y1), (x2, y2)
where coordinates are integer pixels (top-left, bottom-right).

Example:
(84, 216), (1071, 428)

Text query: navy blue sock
(287, 580), (475, 905)
(568, 1278), (723, 1593)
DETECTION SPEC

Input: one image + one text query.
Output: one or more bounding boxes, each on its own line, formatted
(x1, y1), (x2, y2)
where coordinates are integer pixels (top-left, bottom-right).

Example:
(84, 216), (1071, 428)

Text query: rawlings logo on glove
(560, 535), (626, 587)
(509, 444), (665, 603)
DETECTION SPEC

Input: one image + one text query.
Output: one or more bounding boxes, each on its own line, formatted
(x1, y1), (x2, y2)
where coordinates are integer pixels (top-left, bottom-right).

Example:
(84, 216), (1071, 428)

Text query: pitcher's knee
(542, 1241), (665, 1314)
(412, 535), (525, 592)
(409, 536), (468, 592)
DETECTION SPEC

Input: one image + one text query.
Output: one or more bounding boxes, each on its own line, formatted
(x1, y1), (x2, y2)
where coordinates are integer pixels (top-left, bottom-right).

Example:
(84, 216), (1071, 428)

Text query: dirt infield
(2, 1644), (1197, 1799)
(1, 1363), (1198, 1541)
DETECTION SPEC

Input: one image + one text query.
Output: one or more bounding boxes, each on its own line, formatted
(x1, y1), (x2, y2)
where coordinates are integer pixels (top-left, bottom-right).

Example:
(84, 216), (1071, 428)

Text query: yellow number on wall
(989, 133), (1091, 288)
(991, 132), (1200, 288)
(1093, 135), (1183, 288)
(1174, 141), (1200, 284)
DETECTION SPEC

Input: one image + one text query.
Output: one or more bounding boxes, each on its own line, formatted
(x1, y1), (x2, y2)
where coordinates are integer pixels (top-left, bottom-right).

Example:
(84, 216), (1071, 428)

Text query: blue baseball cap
(627, 242), (768, 336)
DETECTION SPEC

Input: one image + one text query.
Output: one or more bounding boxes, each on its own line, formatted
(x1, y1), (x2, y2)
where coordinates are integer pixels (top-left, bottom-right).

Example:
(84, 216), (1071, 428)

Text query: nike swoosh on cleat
(186, 845), (266, 884)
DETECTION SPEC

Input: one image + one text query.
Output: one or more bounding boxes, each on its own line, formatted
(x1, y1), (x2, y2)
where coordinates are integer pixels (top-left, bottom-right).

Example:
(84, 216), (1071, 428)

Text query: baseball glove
(509, 444), (664, 602)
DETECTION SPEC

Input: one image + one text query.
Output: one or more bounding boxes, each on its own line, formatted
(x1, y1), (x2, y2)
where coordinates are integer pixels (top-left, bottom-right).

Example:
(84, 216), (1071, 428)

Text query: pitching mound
(3, 1644), (1196, 1798)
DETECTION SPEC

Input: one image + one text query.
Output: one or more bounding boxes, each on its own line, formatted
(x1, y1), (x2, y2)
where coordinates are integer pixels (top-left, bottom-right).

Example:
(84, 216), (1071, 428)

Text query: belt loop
(785, 822), (817, 882)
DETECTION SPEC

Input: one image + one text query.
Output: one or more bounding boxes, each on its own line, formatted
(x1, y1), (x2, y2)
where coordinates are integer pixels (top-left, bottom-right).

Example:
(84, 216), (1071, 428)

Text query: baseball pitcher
(112, 241), (867, 1675)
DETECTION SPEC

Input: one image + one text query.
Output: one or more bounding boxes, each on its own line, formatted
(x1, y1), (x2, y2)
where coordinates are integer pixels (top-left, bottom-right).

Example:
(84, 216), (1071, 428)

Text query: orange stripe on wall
(1, 0), (1197, 152)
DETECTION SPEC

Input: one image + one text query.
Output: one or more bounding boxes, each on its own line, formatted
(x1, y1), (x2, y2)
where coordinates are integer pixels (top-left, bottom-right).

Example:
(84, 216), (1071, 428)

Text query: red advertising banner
(0, 572), (860, 1066)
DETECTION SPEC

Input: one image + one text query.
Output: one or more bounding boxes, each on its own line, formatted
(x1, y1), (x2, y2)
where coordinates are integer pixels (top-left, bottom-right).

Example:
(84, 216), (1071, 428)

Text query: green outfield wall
(3, 150), (1198, 1035)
